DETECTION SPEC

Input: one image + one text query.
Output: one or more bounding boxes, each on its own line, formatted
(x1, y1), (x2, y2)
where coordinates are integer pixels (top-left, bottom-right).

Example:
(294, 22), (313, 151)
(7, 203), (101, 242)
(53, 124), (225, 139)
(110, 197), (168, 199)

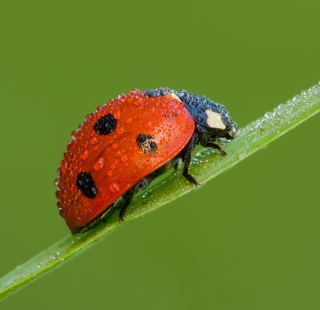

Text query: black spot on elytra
(76, 172), (98, 199)
(93, 114), (117, 135)
(136, 134), (157, 154)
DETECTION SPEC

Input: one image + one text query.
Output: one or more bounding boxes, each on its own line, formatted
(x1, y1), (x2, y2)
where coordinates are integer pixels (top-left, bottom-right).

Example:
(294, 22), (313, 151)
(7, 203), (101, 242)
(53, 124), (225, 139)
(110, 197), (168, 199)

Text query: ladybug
(55, 88), (238, 234)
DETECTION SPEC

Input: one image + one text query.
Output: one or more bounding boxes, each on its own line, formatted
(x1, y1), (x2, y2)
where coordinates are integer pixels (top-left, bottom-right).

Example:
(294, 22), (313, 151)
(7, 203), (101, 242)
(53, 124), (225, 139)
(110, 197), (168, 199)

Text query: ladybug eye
(93, 114), (118, 135)
(76, 172), (98, 199)
(136, 134), (157, 154)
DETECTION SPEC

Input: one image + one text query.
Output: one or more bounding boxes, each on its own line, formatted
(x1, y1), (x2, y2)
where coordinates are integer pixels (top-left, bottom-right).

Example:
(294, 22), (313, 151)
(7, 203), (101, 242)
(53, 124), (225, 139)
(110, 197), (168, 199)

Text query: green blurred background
(1, 0), (319, 309)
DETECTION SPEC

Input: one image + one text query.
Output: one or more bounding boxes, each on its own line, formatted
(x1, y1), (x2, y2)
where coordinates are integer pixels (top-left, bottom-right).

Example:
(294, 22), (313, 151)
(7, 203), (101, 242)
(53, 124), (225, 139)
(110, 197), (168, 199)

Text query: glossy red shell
(56, 89), (195, 229)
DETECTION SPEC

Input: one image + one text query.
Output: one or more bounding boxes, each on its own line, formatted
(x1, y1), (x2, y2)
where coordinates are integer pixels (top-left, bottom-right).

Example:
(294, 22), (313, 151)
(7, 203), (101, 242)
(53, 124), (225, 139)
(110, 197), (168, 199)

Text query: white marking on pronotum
(205, 109), (226, 129)
(166, 92), (181, 101)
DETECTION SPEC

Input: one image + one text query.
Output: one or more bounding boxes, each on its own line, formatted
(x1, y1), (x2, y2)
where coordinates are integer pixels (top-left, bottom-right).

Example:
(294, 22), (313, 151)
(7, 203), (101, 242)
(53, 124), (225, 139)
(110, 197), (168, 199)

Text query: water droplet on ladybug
(114, 111), (121, 119)
(118, 93), (127, 100)
(117, 127), (125, 135)
(67, 141), (75, 152)
(144, 121), (153, 129)
(81, 150), (88, 160)
(71, 130), (77, 140)
(56, 190), (62, 200)
(93, 158), (104, 171)
(61, 162), (68, 174)
(112, 143), (119, 149)
(109, 183), (120, 192)
(91, 137), (97, 144)
(126, 117), (133, 124)
(133, 98), (143, 105)
(121, 154), (128, 162)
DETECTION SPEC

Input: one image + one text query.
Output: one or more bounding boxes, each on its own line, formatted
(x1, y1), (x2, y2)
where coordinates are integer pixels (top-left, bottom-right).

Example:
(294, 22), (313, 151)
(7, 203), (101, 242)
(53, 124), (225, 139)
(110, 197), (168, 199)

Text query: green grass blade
(1, 83), (320, 300)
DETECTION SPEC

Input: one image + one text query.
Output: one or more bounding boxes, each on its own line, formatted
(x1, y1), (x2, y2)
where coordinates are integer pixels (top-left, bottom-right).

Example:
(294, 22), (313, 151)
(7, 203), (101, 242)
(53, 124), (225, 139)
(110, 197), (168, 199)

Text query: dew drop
(144, 121), (153, 129)
(93, 158), (104, 171)
(91, 137), (98, 145)
(81, 149), (88, 160)
(121, 154), (128, 162)
(107, 170), (113, 176)
(110, 163), (116, 169)
(71, 130), (78, 139)
(118, 93), (127, 100)
(112, 143), (119, 149)
(126, 117), (133, 124)
(117, 127), (125, 135)
(52, 252), (60, 260)
(109, 183), (120, 192)
(61, 162), (68, 174)
(67, 141), (75, 151)
(133, 98), (143, 105)
(114, 111), (121, 119)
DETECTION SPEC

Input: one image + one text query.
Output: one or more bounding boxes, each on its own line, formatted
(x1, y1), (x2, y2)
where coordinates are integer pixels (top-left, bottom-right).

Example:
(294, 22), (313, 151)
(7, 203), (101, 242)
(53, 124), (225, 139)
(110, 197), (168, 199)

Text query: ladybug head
(177, 89), (238, 141)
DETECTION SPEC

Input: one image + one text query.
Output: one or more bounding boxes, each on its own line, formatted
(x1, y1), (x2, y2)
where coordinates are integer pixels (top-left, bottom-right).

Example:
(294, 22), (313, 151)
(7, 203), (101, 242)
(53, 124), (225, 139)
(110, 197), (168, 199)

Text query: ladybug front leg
(181, 134), (200, 187)
(119, 175), (154, 222)
(205, 142), (227, 156)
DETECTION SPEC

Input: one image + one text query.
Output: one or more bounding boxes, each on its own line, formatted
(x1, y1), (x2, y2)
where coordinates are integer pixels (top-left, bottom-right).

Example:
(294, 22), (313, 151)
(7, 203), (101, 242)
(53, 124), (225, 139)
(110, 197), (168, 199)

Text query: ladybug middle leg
(181, 134), (200, 187)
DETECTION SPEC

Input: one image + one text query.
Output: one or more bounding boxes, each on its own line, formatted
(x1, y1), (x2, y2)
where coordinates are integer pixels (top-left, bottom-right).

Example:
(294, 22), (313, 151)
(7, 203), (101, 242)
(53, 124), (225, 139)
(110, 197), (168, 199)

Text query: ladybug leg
(174, 158), (181, 170)
(119, 175), (154, 222)
(205, 142), (227, 156)
(181, 135), (200, 187)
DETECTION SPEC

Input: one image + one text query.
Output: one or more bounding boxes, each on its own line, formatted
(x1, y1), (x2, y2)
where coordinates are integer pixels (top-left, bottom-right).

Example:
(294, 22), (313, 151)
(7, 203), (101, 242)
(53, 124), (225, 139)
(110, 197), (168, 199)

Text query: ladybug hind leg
(119, 175), (154, 222)
(174, 158), (182, 170)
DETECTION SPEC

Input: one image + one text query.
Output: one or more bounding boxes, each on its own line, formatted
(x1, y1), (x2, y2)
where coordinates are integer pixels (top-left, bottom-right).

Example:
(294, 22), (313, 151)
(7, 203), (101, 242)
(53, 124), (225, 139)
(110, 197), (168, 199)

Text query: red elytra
(56, 89), (195, 231)
(56, 87), (238, 234)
